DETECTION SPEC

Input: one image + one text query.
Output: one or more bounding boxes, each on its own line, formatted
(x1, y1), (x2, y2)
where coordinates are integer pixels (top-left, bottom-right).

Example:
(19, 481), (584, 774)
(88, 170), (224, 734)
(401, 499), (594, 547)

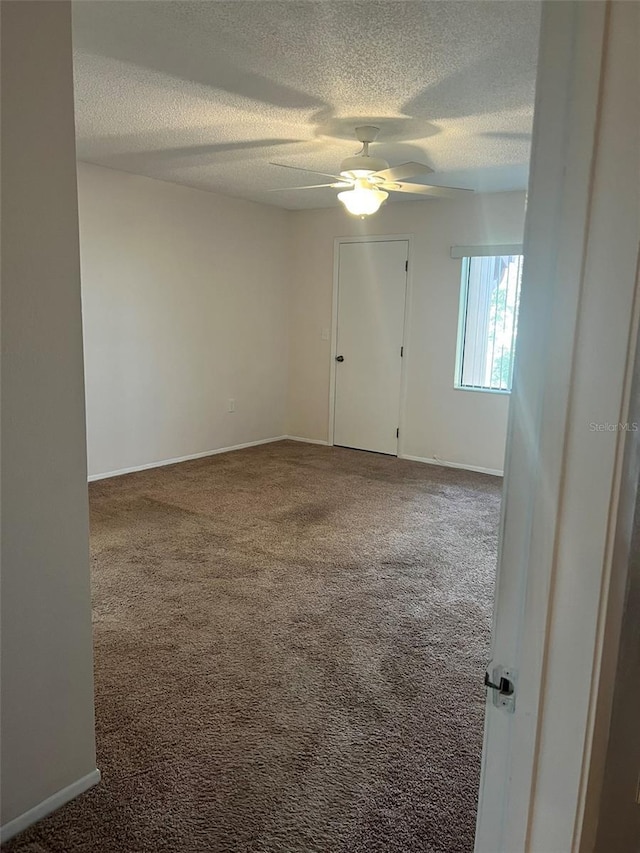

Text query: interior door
(475, 3), (639, 850)
(333, 239), (408, 455)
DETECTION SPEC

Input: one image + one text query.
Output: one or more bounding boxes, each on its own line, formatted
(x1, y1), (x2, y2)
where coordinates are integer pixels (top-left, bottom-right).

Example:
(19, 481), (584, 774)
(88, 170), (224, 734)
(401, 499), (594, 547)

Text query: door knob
(335, 355), (344, 362)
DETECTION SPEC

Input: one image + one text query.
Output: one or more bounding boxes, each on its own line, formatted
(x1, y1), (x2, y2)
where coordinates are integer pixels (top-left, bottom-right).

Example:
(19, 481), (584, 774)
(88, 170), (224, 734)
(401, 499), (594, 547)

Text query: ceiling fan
(270, 126), (472, 216)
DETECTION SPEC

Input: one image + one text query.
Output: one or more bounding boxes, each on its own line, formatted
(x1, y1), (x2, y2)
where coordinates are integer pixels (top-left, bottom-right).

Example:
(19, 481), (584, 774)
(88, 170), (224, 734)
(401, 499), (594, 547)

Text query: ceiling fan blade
(373, 162), (434, 182)
(270, 162), (347, 182)
(384, 182), (473, 199)
(266, 183), (349, 191)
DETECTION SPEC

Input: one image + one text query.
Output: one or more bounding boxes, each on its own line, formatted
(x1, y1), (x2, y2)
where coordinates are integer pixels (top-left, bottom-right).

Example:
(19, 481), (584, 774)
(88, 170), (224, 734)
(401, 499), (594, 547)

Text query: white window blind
(456, 254), (523, 392)
(450, 244), (523, 259)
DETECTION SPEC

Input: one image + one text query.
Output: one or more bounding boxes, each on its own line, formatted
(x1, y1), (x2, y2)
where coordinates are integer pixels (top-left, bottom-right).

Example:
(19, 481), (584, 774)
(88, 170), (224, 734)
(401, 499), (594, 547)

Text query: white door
(333, 240), (408, 455)
(475, 3), (640, 851)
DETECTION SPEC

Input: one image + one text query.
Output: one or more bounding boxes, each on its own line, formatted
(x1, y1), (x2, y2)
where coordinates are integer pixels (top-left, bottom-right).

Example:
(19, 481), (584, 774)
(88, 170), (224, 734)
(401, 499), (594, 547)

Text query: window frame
(453, 249), (524, 395)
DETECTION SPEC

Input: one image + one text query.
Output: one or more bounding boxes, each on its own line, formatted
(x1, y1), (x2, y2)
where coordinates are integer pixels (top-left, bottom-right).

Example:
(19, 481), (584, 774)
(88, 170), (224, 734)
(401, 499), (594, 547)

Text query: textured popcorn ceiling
(72, 1), (541, 210)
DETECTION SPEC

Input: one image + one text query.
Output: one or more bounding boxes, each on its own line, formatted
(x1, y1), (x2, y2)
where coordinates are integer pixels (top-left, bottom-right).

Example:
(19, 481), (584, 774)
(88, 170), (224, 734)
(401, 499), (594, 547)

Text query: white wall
(1, 0), (98, 836)
(78, 164), (524, 477)
(77, 163), (290, 478)
(288, 192), (526, 472)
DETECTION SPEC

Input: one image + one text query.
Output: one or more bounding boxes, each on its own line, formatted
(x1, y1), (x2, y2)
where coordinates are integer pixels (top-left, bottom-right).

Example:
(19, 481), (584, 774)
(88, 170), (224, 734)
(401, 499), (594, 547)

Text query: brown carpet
(4, 440), (501, 853)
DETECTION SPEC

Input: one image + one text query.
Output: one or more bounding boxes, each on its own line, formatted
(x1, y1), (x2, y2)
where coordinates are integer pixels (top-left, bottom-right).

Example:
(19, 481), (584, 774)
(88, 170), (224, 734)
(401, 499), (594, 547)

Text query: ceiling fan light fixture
(338, 181), (388, 217)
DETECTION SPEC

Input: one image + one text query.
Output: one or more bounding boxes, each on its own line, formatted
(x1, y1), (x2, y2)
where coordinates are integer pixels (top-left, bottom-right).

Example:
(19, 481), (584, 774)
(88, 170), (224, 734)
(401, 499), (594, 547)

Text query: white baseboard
(88, 437), (497, 482)
(399, 453), (504, 477)
(88, 436), (289, 482)
(0, 768), (100, 843)
(284, 435), (330, 446)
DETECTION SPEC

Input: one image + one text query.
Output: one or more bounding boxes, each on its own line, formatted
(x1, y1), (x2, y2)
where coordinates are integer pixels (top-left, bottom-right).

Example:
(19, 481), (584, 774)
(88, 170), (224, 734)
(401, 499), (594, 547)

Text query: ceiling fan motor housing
(339, 154), (389, 180)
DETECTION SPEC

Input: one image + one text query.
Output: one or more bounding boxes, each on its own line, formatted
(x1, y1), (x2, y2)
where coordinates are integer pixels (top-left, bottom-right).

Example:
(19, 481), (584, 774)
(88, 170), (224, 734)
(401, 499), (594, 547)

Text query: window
(455, 253), (523, 393)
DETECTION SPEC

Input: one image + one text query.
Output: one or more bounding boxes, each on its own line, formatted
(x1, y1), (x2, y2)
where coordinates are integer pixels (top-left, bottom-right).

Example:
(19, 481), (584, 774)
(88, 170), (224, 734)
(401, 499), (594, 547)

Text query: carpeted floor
(4, 440), (501, 853)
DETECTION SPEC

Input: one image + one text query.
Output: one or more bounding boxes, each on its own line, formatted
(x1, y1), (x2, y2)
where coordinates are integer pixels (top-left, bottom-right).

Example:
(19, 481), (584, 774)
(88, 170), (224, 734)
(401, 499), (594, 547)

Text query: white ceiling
(72, 1), (541, 210)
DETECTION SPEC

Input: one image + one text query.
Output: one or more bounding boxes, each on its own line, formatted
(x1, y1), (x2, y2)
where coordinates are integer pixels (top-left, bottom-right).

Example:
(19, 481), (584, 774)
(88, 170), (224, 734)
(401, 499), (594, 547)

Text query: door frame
(328, 234), (414, 455)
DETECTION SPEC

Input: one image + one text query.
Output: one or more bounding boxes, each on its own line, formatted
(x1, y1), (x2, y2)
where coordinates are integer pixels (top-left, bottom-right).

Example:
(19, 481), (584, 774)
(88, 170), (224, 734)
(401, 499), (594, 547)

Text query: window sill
(454, 385), (512, 396)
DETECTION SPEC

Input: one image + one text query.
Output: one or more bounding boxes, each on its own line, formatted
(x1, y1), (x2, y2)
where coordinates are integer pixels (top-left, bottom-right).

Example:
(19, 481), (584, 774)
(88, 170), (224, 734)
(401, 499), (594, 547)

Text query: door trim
(328, 234), (414, 453)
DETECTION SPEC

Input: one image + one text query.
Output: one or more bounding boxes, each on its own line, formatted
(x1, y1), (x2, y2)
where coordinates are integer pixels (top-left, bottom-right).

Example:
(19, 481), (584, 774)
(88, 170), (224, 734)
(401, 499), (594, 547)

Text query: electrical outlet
(228, 398), (235, 413)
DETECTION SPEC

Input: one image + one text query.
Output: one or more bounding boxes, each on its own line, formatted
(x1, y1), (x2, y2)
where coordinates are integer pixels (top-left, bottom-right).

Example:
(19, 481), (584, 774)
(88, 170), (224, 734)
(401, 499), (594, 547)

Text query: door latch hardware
(484, 665), (516, 713)
(335, 355), (344, 362)
(484, 672), (514, 695)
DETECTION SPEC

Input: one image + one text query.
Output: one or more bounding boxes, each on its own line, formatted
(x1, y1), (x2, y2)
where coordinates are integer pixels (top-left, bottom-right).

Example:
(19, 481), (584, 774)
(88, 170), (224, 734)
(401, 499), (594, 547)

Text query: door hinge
(396, 428), (399, 438)
(484, 665), (516, 713)
(405, 260), (408, 272)
(400, 346), (404, 357)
